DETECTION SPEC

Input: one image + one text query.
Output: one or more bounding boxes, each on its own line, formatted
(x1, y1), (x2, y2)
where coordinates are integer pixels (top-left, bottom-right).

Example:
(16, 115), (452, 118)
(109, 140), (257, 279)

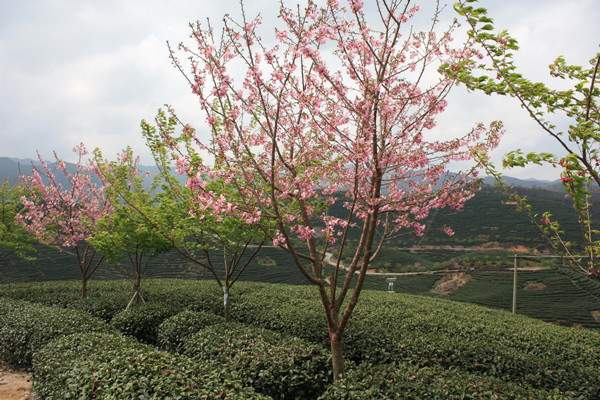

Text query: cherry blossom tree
(165, 0), (502, 378)
(17, 144), (112, 298)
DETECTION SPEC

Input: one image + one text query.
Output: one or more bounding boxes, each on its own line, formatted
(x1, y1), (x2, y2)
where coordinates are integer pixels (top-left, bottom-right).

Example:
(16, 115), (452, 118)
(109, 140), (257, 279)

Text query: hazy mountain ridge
(0, 156), (576, 192)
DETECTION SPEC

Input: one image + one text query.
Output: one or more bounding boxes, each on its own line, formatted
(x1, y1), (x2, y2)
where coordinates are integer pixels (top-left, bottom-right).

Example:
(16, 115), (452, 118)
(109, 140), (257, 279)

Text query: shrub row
(0, 279), (231, 319)
(110, 302), (182, 344)
(320, 362), (570, 400)
(33, 332), (268, 399)
(181, 322), (331, 400)
(231, 285), (600, 397)
(5, 280), (600, 397)
(158, 310), (226, 352)
(0, 297), (115, 367)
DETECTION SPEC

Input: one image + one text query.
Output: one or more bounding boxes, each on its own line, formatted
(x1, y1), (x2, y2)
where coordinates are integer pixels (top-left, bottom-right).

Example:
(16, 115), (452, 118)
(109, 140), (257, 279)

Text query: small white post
(512, 254), (517, 314)
(386, 277), (397, 293)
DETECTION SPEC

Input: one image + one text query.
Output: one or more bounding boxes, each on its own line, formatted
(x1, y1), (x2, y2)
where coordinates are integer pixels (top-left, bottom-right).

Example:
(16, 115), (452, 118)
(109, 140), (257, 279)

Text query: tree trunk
(125, 261), (145, 311)
(81, 276), (88, 299)
(222, 285), (230, 321)
(132, 267), (143, 303)
(330, 333), (345, 381)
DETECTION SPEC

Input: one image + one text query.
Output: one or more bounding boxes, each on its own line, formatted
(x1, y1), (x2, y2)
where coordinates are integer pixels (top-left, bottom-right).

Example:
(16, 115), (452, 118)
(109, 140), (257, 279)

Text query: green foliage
(228, 284), (600, 397)
(0, 181), (36, 259)
(158, 310), (226, 352)
(141, 110), (271, 258)
(445, 0), (600, 277)
(33, 332), (268, 400)
(92, 147), (171, 263)
(91, 147), (172, 306)
(182, 322), (331, 400)
(0, 297), (115, 367)
(232, 284), (329, 345)
(2, 280), (600, 397)
(320, 362), (569, 400)
(110, 302), (182, 344)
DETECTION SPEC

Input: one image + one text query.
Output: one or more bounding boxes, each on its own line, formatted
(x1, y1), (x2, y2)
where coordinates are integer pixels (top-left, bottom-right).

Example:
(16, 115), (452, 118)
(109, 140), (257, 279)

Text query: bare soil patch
(591, 310), (600, 323)
(524, 281), (547, 291)
(431, 272), (472, 295)
(0, 364), (32, 400)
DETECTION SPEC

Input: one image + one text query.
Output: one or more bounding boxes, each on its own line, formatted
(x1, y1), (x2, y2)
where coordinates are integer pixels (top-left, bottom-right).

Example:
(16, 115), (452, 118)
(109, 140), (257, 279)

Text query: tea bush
(33, 332), (268, 399)
(182, 322), (331, 400)
(110, 302), (182, 344)
(0, 297), (115, 367)
(158, 310), (226, 351)
(320, 362), (570, 399)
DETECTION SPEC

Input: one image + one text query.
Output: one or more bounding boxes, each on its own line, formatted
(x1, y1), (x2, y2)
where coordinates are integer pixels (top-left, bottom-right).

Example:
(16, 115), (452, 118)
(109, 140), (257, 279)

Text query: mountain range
(0, 156), (584, 193)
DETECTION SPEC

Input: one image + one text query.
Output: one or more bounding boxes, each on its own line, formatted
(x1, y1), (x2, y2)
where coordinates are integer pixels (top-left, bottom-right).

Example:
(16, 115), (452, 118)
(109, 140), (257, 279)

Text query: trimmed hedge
(0, 297), (115, 367)
(343, 293), (600, 397)
(110, 302), (182, 344)
(182, 322), (331, 400)
(0, 280), (130, 320)
(33, 332), (269, 399)
(4, 280), (600, 397)
(320, 362), (570, 400)
(231, 285), (600, 398)
(158, 310), (225, 352)
(231, 286), (328, 344)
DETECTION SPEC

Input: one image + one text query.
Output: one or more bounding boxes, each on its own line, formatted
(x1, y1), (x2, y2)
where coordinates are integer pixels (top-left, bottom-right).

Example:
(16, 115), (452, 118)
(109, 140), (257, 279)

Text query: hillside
(3, 245), (600, 330)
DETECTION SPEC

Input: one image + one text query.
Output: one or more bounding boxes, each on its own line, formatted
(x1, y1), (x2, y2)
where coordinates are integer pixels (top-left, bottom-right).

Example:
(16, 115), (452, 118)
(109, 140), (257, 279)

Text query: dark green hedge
(4, 280), (600, 398)
(110, 302), (182, 344)
(342, 293), (600, 397)
(158, 310), (225, 352)
(182, 322), (331, 400)
(33, 332), (268, 400)
(0, 281), (131, 320)
(320, 362), (570, 400)
(231, 287), (329, 345)
(0, 297), (115, 367)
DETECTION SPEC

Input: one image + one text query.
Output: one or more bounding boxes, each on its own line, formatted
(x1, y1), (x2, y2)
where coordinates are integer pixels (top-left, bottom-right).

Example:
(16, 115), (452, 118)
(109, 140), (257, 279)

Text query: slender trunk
(81, 276), (88, 299)
(126, 259), (145, 311)
(222, 285), (230, 321)
(330, 332), (345, 381)
(132, 273), (143, 305)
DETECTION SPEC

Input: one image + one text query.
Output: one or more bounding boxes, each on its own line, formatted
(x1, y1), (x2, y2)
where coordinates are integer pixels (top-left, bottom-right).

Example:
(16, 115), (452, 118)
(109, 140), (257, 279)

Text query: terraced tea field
(2, 245), (600, 329)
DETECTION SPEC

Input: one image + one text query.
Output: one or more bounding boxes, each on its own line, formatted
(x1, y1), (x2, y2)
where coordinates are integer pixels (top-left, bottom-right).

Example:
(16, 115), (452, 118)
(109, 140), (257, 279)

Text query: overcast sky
(1, 0), (598, 180)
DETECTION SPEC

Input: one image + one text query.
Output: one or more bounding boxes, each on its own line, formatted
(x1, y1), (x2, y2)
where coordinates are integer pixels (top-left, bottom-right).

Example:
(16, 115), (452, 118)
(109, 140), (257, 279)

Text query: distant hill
(0, 156), (163, 189)
(0, 155), (590, 193)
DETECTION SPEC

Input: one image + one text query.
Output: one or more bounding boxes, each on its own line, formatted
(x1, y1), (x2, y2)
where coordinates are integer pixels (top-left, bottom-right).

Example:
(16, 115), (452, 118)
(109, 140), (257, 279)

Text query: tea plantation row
(1, 279), (600, 398)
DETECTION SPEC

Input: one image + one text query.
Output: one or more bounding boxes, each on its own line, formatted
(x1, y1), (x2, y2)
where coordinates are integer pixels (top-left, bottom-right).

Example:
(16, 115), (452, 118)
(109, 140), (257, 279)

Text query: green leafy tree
(0, 180), (36, 262)
(92, 148), (172, 309)
(445, 0), (600, 277)
(100, 112), (271, 320)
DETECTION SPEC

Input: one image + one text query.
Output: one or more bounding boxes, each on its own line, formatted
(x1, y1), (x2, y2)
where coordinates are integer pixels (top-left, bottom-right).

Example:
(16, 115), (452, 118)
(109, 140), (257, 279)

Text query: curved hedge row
(231, 285), (600, 397)
(110, 302), (182, 344)
(320, 362), (570, 400)
(33, 332), (268, 399)
(158, 310), (226, 352)
(0, 297), (115, 367)
(3, 280), (600, 398)
(182, 322), (331, 400)
(0, 280), (131, 320)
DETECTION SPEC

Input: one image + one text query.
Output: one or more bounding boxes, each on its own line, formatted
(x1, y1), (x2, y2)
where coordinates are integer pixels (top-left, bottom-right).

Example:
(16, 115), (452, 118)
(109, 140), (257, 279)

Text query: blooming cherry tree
(165, 0), (502, 378)
(17, 144), (112, 298)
